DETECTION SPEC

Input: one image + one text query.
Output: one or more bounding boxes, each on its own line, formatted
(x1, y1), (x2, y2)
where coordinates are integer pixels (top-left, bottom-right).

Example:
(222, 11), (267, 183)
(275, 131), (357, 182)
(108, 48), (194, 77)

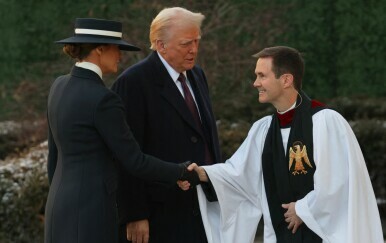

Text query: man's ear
(282, 74), (294, 88)
(156, 40), (166, 53)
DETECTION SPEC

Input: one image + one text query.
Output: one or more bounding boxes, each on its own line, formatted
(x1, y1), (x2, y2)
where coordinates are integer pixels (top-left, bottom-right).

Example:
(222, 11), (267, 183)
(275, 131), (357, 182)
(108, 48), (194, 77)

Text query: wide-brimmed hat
(56, 18), (140, 51)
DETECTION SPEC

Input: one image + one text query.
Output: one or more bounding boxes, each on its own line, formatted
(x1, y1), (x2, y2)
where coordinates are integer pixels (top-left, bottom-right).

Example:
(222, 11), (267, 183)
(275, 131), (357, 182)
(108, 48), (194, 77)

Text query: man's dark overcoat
(112, 51), (221, 243)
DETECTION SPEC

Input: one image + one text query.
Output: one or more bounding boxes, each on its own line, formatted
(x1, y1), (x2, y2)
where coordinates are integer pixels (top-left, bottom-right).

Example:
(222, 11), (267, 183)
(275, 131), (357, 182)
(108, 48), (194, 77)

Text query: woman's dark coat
(45, 66), (183, 243)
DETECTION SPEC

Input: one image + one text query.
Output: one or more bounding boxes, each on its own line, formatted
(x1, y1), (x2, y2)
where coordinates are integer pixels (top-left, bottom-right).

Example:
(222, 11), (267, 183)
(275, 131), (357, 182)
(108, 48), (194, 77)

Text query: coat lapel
(187, 70), (213, 143)
(187, 70), (214, 139)
(149, 52), (202, 134)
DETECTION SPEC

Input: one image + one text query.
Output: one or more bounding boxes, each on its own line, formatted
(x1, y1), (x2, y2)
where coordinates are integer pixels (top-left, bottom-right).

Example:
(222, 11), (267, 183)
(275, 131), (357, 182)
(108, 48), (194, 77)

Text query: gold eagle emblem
(289, 142), (312, 175)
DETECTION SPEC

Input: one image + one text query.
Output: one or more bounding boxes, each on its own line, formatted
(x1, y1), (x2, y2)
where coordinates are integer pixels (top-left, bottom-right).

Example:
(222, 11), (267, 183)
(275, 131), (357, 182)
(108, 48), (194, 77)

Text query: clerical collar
(276, 101), (297, 128)
(277, 101), (296, 115)
(76, 62), (103, 79)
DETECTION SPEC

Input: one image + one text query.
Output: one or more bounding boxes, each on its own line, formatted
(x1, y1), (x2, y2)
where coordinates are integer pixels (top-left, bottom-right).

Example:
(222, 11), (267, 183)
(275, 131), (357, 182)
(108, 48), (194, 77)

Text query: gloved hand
(179, 161), (201, 188)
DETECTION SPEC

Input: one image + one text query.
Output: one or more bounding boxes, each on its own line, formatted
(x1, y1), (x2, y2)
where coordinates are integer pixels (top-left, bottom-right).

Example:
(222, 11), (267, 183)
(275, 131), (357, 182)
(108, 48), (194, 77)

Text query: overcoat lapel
(187, 71), (213, 143)
(149, 52), (204, 137)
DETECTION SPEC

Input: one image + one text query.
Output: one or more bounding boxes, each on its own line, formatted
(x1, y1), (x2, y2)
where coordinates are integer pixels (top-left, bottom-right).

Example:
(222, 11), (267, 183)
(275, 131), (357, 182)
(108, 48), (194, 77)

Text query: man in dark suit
(112, 7), (221, 243)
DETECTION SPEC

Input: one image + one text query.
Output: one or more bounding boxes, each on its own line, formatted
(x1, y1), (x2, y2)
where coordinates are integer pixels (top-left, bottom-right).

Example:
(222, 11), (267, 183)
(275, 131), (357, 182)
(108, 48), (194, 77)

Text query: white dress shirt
(76, 62), (103, 79)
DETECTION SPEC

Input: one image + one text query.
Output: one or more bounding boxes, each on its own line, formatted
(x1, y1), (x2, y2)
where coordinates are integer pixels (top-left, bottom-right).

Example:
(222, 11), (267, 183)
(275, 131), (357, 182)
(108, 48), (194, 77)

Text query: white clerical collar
(157, 52), (187, 83)
(277, 101), (297, 115)
(75, 62), (103, 79)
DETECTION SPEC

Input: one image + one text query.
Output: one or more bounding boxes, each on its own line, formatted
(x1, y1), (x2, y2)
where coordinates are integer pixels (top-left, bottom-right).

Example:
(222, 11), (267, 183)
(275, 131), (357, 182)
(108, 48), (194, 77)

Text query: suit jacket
(45, 66), (183, 243)
(112, 51), (221, 243)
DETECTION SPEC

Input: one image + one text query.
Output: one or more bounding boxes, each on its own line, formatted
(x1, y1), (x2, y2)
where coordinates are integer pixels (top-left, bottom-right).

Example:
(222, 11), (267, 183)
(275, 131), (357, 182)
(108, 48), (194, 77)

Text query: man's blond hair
(149, 7), (205, 50)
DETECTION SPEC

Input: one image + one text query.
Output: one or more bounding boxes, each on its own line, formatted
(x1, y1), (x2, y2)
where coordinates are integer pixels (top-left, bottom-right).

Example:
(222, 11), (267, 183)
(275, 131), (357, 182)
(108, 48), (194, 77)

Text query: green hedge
(1, 0), (386, 122)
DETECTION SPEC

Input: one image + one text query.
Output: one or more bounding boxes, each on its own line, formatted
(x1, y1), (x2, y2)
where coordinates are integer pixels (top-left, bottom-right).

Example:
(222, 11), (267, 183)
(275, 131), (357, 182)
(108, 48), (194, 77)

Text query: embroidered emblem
(289, 141), (312, 175)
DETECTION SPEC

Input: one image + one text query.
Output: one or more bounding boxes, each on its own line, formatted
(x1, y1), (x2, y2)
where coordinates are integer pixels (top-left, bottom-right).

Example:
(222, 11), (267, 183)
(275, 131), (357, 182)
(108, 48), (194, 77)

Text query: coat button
(190, 136), (198, 143)
(192, 209), (199, 216)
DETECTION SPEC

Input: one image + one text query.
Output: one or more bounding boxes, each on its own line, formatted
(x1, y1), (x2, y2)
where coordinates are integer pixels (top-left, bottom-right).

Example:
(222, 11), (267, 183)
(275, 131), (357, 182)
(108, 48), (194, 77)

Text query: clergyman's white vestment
(197, 109), (384, 243)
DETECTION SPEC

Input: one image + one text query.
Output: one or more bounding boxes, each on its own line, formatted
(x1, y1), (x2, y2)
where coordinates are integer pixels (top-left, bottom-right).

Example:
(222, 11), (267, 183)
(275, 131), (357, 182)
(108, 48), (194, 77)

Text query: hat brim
(55, 36), (141, 51)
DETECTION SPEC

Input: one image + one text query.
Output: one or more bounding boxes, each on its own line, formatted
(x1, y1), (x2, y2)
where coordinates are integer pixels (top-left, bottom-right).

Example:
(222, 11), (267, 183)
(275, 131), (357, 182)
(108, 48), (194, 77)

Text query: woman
(45, 18), (198, 243)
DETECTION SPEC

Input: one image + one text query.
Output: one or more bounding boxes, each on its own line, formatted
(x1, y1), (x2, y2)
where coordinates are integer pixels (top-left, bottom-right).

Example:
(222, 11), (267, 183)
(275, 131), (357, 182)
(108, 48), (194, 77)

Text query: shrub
(0, 142), (48, 243)
(0, 119), (47, 160)
(217, 119), (252, 160)
(350, 119), (386, 202)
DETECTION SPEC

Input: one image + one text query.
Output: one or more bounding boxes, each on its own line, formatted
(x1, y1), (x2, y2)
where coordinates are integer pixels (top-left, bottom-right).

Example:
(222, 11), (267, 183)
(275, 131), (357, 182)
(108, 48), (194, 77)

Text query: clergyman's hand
(187, 163), (209, 182)
(177, 180), (191, 190)
(179, 162), (201, 188)
(282, 202), (303, 234)
(177, 163), (209, 190)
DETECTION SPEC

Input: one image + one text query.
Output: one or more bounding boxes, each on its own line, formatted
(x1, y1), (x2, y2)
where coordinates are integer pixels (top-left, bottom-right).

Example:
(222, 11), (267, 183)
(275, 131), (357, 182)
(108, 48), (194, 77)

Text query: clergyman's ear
(282, 73), (294, 88)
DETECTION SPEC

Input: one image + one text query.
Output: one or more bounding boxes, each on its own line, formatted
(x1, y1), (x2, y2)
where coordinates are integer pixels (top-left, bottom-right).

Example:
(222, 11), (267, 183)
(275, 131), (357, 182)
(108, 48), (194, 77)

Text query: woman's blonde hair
(149, 7), (205, 50)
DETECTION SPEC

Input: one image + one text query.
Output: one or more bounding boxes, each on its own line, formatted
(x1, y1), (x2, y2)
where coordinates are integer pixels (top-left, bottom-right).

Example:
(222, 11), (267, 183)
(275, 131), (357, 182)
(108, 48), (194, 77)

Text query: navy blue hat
(56, 18), (140, 51)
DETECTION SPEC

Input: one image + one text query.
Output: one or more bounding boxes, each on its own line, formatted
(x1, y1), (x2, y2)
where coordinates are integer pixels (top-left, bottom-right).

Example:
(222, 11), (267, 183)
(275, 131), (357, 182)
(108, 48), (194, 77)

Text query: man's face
(160, 24), (201, 73)
(253, 57), (284, 106)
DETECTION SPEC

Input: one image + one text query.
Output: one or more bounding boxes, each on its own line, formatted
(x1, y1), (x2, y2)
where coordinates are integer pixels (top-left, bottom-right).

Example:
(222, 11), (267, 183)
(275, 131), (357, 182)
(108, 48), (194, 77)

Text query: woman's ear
(95, 46), (103, 55)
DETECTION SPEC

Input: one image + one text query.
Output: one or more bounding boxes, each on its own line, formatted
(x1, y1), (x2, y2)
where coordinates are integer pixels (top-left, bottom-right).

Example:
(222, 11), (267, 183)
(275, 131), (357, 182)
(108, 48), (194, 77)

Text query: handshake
(178, 162), (208, 190)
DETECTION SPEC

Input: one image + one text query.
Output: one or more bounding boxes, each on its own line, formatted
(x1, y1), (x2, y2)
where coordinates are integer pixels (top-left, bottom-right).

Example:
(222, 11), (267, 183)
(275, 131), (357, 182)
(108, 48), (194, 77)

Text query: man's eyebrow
(180, 36), (202, 42)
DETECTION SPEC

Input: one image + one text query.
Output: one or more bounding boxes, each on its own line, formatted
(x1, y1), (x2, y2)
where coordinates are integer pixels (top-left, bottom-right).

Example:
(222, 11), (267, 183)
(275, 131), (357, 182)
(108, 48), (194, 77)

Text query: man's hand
(177, 180), (191, 190)
(177, 163), (209, 190)
(189, 163), (209, 182)
(126, 219), (149, 243)
(282, 202), (303, 234)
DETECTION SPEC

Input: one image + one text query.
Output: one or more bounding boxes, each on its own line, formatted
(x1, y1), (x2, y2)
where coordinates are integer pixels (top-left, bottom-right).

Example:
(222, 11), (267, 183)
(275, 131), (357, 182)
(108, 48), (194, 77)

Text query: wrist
(197, 167), (209, 182)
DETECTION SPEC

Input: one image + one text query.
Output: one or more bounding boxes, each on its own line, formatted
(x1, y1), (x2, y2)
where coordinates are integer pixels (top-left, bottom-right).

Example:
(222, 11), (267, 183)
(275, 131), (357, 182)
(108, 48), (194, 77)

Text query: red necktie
(178, 73), (213, 164)
(178, 73), (201, 126)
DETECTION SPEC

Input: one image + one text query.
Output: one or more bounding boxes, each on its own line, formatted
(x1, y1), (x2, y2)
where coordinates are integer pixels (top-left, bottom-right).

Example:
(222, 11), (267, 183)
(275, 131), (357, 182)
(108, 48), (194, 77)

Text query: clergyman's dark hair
(253, 46), (304, 90)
